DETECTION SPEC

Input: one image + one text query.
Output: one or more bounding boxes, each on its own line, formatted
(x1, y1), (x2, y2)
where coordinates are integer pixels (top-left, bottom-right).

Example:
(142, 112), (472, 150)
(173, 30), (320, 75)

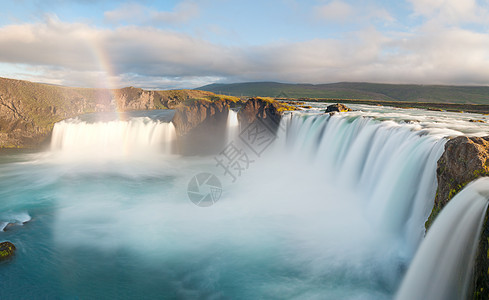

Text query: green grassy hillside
(199, 82), (489, 104)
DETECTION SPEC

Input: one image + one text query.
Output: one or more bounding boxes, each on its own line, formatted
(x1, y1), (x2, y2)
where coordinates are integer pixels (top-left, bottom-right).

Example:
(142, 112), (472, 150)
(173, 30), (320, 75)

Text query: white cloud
(0, 15), (100, 71)
(407, 0), (489, 24)
(314, 1), (354, 21)
(313, 0), (395, 24)
(1, 14), (489, 88)
(104, 3), (146, 24)
(151, 1), (199, 24)
(384, 26), (489, 84)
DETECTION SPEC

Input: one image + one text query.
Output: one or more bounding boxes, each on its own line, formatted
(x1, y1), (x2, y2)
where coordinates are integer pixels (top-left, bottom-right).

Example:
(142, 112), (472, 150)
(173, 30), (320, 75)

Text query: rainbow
(88, 38), (122, 117)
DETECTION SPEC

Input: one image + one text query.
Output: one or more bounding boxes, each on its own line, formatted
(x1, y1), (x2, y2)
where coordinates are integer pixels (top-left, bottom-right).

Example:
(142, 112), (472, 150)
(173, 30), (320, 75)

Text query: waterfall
(285, 113), (446, 258)
(396, 178), (489, 300)
(226, 109), (239, 143)
(7, 107), (489, 299)
(50, 117), (176, 160)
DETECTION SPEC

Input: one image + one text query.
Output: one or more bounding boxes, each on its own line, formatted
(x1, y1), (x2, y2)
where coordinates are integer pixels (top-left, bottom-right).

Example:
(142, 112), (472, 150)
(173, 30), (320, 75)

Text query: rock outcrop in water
(426, 135), (489, 299)
(0, 241), (16, 261)
(172, 99), (230, 155)
(325, 103), (352, 113)
(237, 98), (283, 133)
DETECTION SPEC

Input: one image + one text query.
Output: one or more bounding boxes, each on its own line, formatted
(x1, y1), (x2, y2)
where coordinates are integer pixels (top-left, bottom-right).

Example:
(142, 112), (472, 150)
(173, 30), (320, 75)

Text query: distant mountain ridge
(198, 82), (489, 104)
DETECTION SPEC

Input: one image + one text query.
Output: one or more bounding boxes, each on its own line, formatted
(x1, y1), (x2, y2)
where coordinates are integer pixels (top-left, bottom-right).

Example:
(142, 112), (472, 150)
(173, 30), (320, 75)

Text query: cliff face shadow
(172, 100), (230, 156)
(175, 116), (229, 156)
(171, 98), (285, 156)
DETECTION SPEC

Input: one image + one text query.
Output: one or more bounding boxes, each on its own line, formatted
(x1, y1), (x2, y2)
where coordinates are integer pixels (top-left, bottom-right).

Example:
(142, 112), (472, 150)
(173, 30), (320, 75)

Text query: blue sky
(0, 0), (488, 89)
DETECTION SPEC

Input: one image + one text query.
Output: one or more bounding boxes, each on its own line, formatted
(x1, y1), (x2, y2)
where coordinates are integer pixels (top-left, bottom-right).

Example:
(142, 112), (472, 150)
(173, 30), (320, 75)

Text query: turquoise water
(0, 151), (238, 299)
(0, 110), (451, 299)
(0, 151), (402, 299)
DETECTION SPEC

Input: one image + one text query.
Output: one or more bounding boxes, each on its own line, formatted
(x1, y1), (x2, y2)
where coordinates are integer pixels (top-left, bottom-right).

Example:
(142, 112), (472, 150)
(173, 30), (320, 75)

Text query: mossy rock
(325, 103), (352, 113)
(0, 241), (16, 261)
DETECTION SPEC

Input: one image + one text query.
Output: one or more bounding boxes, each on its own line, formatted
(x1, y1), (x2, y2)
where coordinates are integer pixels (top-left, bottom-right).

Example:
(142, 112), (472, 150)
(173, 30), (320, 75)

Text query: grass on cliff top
(253, 97), (297, 112)
(0, 77), (111, 129)
(178, 93), (244, 106)
(199, 81), (489, 104)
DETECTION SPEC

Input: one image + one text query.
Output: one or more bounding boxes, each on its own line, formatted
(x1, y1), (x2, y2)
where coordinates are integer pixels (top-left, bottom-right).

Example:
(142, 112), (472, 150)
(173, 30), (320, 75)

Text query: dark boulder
(428, 136), (489, 228)
(426, 136), (489, 299)
(0, 241), (16, 261)
(325, 103), (352, 113)
(237, 98), (282, 133)
(171, 100), (230, 155)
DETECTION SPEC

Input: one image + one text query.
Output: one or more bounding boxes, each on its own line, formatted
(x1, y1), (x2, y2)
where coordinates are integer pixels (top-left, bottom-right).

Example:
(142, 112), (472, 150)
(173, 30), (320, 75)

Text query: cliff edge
(0, 77), (113, 148)
(0, 77), (243, 148)
(426, 136), (489, 299)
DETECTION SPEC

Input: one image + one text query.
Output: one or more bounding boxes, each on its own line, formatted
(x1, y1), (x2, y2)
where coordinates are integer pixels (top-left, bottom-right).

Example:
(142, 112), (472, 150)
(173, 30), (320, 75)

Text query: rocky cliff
(171, 97), (288, 155)
(427, 136), (489, 228)
(172, 99), (230, 155)
(114, 87), (219, 111)
(237, 97), (283, 133)
(426, 136), (489, 299)
(0, 77), (113, 148)
(0, 77), (242, 148)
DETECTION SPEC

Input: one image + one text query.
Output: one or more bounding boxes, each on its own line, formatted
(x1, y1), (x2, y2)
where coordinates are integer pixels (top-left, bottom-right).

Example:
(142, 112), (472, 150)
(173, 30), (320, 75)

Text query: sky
(0, 0), (489, 89)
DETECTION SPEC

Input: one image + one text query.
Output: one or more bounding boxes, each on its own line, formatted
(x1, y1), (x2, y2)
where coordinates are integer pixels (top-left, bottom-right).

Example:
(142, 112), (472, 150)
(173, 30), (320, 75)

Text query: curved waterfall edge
(396, 177), (489, 300)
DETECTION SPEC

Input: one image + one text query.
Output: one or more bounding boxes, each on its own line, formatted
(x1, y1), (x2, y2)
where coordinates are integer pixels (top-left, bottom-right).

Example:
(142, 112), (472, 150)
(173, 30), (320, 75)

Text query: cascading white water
(6, 105), (486, 299)
(284, 113), (447, 258)
(50, 117), (176, 161)
(396, 178), (489, 300)
(226, 109), (240, 143)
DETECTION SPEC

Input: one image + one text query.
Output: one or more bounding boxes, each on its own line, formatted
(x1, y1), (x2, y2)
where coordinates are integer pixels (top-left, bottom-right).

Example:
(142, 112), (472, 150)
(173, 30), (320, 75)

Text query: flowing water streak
(396, 178), (489, 300)
(50, 117), (176, 160)
(0, 211), (31, 231)
(3, 109), (476, 299)
(226, 109), (239, 143)
(285, 113), (446, 257)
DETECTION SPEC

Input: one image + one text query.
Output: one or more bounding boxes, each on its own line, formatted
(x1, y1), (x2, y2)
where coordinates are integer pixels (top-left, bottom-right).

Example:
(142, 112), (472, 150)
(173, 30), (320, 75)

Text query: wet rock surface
(427, 136), (489, 299)
(172, 100), (230, 155)
(237, 98), (282, 133)
(325, 103), (352, 113)
(0, 241), (16, 261)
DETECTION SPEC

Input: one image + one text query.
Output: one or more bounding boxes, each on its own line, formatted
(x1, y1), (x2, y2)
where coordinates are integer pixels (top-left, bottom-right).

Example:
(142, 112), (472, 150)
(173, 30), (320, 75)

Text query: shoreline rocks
(0, 241), (16, 261)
